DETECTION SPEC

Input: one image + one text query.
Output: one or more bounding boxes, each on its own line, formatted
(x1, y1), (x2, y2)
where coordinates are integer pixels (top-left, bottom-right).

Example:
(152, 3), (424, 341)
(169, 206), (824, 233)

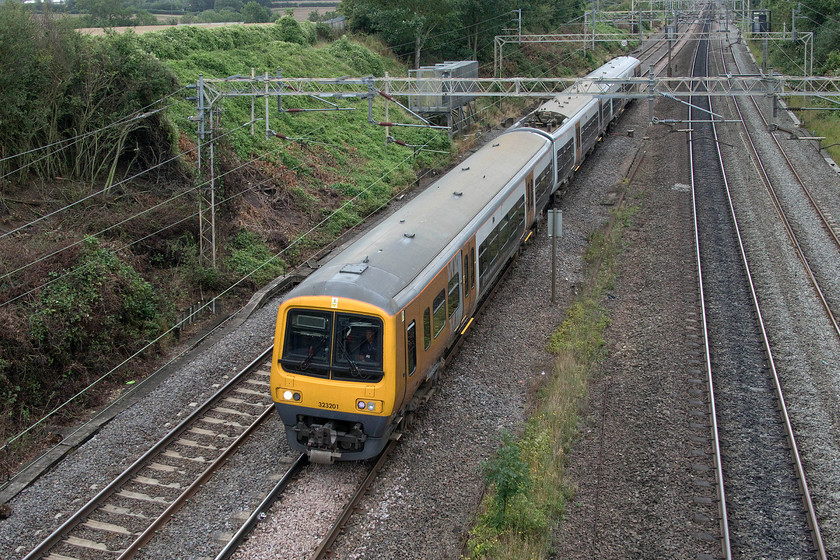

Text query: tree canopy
(339, 0), (586, 68)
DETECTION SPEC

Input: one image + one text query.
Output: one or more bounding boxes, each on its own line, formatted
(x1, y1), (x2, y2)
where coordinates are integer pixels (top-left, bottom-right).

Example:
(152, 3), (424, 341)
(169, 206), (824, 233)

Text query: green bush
(276, 15), (316, 45)
(0, 6), (177, 183)
(481, 431), (532, 529)
(328, 35), (385, 75)
(242, 1), (272, 23)
(23, 238), (163, 415)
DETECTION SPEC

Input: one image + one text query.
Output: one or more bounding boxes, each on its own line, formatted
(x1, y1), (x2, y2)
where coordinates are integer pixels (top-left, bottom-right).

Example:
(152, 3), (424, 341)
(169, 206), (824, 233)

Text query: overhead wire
(0, 86), (186, 167)
(1, 68), (445, 301)
(798, 5), (840, 27)
(0, 130), (440, 454)
(381, 10), (514, 55)
(2, 4), (587, 455)
(0, 87), (188, 182)
(0, 119), (284, 307)
(0, 117), (258, 280)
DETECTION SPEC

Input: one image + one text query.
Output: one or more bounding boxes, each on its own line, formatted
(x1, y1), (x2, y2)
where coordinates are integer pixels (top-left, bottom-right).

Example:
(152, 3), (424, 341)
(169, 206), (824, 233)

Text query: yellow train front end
(270, 295), (401, 463)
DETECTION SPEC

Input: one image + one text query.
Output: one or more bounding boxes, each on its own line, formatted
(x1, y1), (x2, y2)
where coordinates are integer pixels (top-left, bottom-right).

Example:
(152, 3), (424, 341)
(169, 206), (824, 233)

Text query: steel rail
(687, 26), (732, 560)
(720, 46), (840, 342)
(711, 36), (828, 560)
(729, 48), (840, 334)
(118, 404), (277, 559)
(23, 346), (275, 560)
(213, 454), (308, 560)
(308, 439), (398, 560)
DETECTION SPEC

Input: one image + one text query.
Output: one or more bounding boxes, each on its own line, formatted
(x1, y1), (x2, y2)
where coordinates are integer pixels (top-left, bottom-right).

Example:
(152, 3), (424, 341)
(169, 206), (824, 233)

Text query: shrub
(328, 35), (385, 75)
(481, 431), (532, 529)
(29, 239), (161, 363)
(20, 238), (163, 420)
(275, 15), (316, 45)
(241, 1), (271, 23)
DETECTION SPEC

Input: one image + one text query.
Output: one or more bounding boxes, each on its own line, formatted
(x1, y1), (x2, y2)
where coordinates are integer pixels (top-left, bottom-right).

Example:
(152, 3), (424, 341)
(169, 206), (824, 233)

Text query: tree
(342, 0), (453, 68)
(455, 0), (514, 59)
(214, 0), (242, 13)
(241, 0), (271, 23)
(76, 0), (133, 26)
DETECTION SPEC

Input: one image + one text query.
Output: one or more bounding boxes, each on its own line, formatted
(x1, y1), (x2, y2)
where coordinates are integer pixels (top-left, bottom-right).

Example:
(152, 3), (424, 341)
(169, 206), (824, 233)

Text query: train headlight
(282, 390), (301, 402)
(356, 399), (382, 412)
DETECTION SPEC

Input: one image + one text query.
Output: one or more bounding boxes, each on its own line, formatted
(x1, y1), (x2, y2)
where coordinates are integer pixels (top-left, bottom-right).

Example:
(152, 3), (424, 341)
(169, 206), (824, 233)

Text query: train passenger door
(525, 171), (535, 226)
(574, 121), (582, 167)
(447, 252), (463, 332)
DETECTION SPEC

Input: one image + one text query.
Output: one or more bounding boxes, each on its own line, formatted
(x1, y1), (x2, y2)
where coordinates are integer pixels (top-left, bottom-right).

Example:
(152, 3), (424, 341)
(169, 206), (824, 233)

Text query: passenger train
(269, 56), (641, 463)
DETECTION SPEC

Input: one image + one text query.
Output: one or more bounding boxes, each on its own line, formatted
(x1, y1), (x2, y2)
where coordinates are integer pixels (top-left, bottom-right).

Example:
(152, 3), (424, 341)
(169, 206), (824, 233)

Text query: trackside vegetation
(466, 204), (636, 559)
(0, 7), (453, 472)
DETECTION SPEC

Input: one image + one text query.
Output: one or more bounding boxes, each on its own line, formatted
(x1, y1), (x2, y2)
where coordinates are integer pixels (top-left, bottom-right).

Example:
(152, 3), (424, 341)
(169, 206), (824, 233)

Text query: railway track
(211, 24), (709, 560)
(11, 14), (780, 558)
(717, 39), (840, 339)
(688, 17), (826, 559)
(22, 347), (299, 560)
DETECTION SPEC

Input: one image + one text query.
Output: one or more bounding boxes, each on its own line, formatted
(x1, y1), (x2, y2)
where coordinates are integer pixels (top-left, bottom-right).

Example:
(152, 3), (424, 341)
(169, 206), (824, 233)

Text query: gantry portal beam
(195, 74), (840, 101)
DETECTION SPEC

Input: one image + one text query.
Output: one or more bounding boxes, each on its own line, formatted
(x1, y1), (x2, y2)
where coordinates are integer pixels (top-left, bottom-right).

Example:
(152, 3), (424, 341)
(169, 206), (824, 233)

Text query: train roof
(286, 129), (550, 315)
(527, 56), (640, 131)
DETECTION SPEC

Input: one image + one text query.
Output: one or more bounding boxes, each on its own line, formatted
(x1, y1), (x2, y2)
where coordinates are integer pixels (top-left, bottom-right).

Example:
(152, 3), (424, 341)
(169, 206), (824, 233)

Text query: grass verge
(464, 202), (637, 560)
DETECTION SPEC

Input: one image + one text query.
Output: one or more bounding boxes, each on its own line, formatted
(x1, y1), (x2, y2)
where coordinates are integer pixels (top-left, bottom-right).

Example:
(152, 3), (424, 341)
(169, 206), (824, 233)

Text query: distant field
(283, 6), (338, 20)
(80, 5), (340, 36)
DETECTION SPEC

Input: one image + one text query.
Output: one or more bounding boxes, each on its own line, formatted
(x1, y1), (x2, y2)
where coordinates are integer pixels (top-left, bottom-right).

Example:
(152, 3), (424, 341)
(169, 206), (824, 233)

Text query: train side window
(470, 247), (476, 290)
(432, 289), (446, 337)
(423, 307), (431, 349)
(478, 242), (488, 276)
(463, 254), (470, 298)
(447, 273), (460, 318)
(407, 320), (417, 376)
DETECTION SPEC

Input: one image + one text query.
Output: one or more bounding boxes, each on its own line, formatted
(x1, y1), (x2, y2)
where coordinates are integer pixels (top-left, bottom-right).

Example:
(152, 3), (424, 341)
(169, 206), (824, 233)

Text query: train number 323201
(318, 401), (339, 410)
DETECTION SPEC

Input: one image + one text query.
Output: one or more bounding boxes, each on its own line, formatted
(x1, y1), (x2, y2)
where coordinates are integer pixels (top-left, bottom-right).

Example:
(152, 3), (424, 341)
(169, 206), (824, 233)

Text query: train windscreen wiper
(298, 334), (328, 371)
(338, 328), (362, 377)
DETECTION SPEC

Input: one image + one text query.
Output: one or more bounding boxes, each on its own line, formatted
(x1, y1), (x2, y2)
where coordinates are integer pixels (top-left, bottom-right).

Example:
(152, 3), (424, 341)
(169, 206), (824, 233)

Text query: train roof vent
(340, 263), (368, 275)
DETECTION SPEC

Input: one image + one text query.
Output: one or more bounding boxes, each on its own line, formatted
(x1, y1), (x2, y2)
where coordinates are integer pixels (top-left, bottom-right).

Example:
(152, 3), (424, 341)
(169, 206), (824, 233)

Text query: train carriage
(271, 130), (552, 462)
(515, 56), (641, 195)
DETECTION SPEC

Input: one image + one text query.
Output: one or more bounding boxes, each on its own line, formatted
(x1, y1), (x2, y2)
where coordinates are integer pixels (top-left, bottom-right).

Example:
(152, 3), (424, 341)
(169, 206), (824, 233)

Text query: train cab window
(433, 289), (446, 338)
(407, 320), (417, 376)
(332, 315), (383, 382)
(281, 309), (332, 377)
(423, 307), (431, 349)
(280, 310), (382, 382)
(447, 273), (460, 319)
